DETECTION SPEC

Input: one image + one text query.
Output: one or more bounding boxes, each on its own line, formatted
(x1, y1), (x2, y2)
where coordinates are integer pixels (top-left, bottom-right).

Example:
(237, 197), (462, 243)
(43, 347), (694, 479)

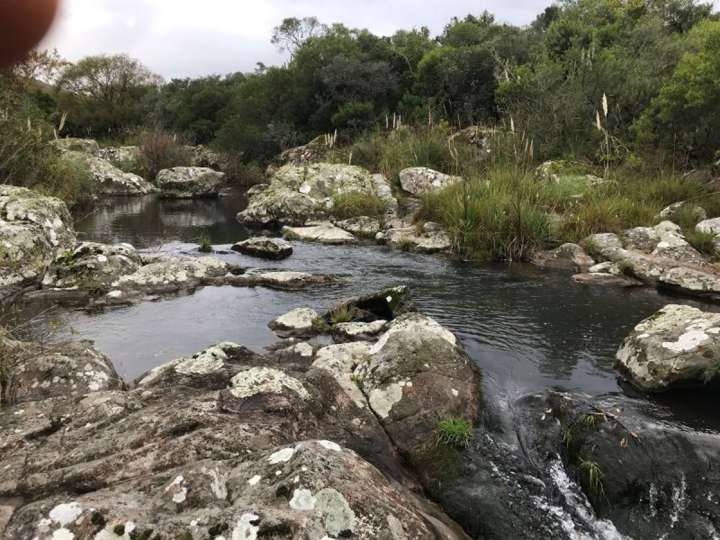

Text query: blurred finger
(0, 0), (59, 68)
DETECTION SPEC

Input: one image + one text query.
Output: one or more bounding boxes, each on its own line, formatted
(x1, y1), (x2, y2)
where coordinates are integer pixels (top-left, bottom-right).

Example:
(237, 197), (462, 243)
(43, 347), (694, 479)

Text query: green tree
(56, 54), (162, 137)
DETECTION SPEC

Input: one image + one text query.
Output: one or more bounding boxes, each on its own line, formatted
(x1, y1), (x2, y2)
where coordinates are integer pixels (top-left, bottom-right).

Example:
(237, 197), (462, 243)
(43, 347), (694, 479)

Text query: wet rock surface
(531, 243), (595, 272)
(381, 224), (452, 254)
(231, 236), (293, 260)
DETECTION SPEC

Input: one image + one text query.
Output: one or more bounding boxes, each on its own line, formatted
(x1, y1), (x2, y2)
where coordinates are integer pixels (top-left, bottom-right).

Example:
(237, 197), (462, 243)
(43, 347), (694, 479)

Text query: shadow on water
(12, 194), (718, 430)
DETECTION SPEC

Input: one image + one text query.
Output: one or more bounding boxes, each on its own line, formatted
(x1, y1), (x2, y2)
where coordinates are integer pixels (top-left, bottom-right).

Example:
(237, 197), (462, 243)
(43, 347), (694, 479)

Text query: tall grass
(331, 191), (387, 220)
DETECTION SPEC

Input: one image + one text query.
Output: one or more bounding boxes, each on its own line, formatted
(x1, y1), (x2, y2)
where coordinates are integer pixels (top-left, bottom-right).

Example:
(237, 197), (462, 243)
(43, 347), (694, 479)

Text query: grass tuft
(331, 191), (387, 220)
(433, 417), (473, 450)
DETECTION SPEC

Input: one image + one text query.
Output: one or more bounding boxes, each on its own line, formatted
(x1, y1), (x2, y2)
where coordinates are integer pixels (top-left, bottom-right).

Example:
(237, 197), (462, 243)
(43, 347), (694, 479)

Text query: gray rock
(232, 237), (293, 260)
(399, 167), (462, 196)
(51, 138), (100, 155)
(238, 163), (389, 227)
(0, 331), (122, 405)
(42, 242), (141, 289)
(0, 186), (76, 288)
(616, 304), (720, 392)
(229, 270), (336, 291)
(697, 217), (720, 236)
(96, 146), (140, 170)
(335, 216), (382, 238)
(157, 167), (225, 198)
(109, 255), (228, 295)
(622, 226), (661, 252)
(269, 307), (320, 336)
(530, 243), (595, 272)
(283, 222), (358, 245)
(65, 152), (156, 196)
(334, 320), (388, 341)
(384, 226), (452, 254)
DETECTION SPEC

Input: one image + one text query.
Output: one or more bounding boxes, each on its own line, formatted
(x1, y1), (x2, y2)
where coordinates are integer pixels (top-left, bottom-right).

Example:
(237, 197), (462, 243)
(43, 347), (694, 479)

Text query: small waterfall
(539, 458), (629, 540)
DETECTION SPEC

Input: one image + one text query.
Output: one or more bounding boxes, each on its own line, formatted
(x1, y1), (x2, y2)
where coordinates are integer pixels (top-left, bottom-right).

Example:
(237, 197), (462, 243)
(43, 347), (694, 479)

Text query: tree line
(2, 0), (720, 169)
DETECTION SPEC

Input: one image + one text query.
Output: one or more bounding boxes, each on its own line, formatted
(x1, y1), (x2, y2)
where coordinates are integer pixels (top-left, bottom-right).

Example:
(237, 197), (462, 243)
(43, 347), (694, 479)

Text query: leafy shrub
(136, 128), (193, 180)
(222, 156), (265, 187)
(40, 153), (95, 208)
(331, 191), (387, 220)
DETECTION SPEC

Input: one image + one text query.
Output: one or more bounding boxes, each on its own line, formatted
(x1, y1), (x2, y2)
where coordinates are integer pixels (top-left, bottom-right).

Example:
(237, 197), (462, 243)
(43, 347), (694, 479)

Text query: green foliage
(56, 54), (161, 137)
(579, 459), (606, 503)
(636, 19), (720, 163)
(328, 305), (354, 325)
(419, 168), (551, 261)
(433, 417), (473, 449)
(197, 235), (213, 253)
(331, 191), (387, 220)
(685, 229), (717, 256)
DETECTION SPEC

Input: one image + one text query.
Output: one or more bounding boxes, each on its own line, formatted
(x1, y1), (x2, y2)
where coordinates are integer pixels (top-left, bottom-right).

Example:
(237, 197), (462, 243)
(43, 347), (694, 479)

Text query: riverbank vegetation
(1, 0), (720, 258)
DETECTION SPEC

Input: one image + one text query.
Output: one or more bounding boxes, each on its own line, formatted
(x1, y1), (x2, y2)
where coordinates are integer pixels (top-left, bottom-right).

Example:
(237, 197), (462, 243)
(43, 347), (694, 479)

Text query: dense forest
(1, 0), (720, 260)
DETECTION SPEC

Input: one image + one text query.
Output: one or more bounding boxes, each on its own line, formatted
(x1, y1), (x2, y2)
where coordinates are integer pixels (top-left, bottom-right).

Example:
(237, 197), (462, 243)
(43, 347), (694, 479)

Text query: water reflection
(53, 196), (720, 406)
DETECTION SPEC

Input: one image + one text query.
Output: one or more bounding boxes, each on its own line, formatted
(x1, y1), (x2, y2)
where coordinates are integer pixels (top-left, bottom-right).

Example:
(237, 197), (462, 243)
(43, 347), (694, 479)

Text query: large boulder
(238, 163), (395, 227)
(399, 167), (462, 196)
(0, 336), (468, 539)
(42, 242), (141, 289)
(157, 167), (225, 198)
(0, 186), (76, 288)
(51, 137), (100, 156)
(277, 135), (329, 166)
(64, 152), (156, 196)
(697, 217), (720, 236)
(283, 222), (358, 245)
(232, 237), (293, 260)
(616, 304), (720, 392)
(269, 307), (320, 337)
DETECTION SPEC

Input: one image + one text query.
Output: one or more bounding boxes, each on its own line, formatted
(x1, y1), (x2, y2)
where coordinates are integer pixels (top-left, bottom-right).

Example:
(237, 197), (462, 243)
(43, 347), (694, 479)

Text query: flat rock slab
(283, 222), (358, 245)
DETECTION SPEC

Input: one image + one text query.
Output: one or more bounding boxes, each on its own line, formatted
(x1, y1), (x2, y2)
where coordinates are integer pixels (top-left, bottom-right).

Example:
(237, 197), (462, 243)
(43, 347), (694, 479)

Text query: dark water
(22, 194), (720, 426)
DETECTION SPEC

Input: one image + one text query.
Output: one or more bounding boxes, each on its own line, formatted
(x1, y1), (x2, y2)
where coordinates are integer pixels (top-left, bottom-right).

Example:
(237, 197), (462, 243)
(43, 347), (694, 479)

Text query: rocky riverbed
(3, 183), (720, 539)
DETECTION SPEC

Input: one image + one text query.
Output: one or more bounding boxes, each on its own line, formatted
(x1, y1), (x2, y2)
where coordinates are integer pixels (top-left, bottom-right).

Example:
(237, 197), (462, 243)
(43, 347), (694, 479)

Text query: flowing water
(16, 193), (720, 428)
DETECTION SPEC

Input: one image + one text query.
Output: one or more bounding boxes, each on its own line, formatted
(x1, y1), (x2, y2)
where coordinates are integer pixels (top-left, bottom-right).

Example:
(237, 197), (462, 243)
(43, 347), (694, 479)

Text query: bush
(420, 167), (551, 261)
(222, 156), (265, 188)
(136, 128), (193, 180)
(0, 116), (95, 207)
(331, 191), (387, 220)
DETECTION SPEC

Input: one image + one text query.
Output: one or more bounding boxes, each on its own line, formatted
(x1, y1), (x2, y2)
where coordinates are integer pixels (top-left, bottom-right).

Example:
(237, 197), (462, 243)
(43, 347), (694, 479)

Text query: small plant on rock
(329, 305), (354, 325)
(433, 417), (473, 450)
(197, 235), (213, 253)
(685, 230), (717, 258)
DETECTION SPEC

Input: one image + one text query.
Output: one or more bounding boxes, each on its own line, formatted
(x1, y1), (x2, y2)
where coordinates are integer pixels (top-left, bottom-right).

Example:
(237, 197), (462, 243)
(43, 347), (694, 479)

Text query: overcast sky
(42, 0), (556, 79)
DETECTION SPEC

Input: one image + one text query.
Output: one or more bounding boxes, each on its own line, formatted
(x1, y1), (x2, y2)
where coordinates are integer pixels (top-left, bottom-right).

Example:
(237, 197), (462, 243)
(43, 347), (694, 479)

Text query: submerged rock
(616, 304), (720, 392)
(157, 167), (225, 198)
(399, 167), (462, 196)
(531, 243), (595, 272)
(283, 222), (358, 245)
(0, 186), (76, 289)
(232, 236), (293, 260)
(238, 163), (395, 227)
(232, 270), (337, 291)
